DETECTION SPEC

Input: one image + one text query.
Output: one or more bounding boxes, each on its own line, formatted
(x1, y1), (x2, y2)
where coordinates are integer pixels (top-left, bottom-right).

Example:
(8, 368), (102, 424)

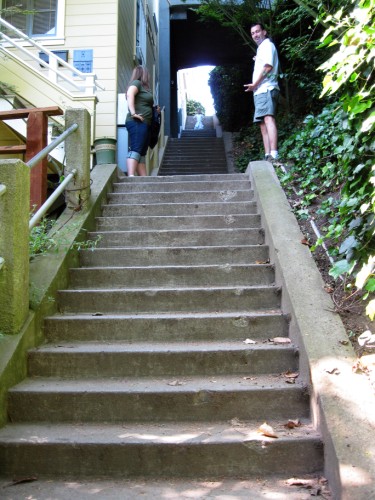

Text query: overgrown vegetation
(198, 0), (375, 322)
(29, 218), (101, 259)
(279, 0), (374, 318)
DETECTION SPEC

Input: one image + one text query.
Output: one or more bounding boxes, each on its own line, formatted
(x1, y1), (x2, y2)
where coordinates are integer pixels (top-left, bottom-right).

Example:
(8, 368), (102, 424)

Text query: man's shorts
(253, 89), (279, 123)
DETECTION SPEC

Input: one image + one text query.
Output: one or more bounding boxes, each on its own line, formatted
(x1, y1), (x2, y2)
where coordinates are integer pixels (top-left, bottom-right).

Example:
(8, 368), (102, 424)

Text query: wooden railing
(0, 106), (63, 209)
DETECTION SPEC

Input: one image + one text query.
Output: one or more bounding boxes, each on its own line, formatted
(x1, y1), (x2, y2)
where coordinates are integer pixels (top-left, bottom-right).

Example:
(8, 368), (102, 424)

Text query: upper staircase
(158, 117), (227, 176)
(0, 173), (324, 485)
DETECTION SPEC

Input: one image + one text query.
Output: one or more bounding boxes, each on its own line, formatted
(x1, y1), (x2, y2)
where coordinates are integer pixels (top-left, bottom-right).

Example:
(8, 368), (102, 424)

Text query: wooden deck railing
(0, 106), (64, 209)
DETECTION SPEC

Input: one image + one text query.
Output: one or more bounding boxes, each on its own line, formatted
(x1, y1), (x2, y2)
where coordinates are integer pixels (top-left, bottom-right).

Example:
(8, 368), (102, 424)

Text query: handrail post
(26, 110), (49, 211)
(64, 109), (91, 209)
(0, 160), (30, 334)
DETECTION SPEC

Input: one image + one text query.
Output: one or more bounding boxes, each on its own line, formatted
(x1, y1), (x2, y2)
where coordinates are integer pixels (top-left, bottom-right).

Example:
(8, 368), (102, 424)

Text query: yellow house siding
(64, 0), (119, 138)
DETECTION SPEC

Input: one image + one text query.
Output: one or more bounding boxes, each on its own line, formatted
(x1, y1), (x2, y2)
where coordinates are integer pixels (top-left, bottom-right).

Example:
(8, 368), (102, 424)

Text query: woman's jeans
(125, 120), (150, 163)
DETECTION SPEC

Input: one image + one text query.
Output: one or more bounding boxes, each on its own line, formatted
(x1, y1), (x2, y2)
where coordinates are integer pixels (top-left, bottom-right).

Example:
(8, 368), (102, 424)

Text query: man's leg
(260, 122), (270, 156)
(264, 115), (278, 152)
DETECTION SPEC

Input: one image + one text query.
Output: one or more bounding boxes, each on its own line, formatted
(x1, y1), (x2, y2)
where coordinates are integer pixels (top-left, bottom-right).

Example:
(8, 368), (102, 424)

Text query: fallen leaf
(285, 378), (296, 384)
(286, 477), (315, 488)
(255, 259), (270, 264)
(8, 477), (38, 486)
(325, 367), (340, 375)
(324, 284), (334, 293)
(358, 354), (375, 371)
(269, 337), (291, 344)
(339, 339), (349, 346)
(243, 338), (257, 344)
(358, 330), (375, 347)
(284, 371), (299, 379)
(284, 419), (301, 429)
(257, 422), (278, 438)
(301, 238), (312, 246)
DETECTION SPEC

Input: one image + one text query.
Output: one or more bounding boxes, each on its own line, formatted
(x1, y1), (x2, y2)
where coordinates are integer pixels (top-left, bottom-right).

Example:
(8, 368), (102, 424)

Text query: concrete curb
(248, 161), (375, 500)
(0, 164), (118, 427)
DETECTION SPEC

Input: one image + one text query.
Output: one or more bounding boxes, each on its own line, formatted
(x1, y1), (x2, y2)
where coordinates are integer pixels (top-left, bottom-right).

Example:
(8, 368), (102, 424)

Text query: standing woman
(125, 66), (154, 176)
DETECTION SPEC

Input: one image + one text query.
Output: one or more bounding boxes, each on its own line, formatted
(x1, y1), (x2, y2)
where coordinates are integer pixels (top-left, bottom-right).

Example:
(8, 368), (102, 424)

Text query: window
(2, 0), (58, 37)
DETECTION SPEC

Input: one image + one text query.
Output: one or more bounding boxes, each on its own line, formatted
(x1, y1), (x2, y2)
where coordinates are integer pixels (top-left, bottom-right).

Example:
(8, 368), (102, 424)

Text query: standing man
(244, 23), (280, 162)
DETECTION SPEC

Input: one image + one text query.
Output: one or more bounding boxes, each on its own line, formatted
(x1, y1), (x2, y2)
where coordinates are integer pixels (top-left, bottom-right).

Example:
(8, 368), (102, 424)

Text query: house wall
(1, 0), (161, 153)
(64, 0), (119, 139)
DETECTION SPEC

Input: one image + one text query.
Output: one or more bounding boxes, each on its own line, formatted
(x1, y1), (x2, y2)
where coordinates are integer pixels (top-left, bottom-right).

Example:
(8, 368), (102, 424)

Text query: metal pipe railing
(27, 122), (79, 229)
(29, 169), (77, 230)
(27, 123), (78, 170)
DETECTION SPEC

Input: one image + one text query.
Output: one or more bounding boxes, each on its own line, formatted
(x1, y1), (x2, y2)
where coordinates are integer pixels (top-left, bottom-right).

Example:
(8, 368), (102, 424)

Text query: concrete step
(0, 475), (329, 499)
(44, 311), (289, 343)
(0, 421), (323, 479)
(158, 168), (228, 176)
(89, 228), (264, 248)
(57, 286), (281, 314)
(112, 179), (248, 193)
(7, 375), (309, 423)
(117, 173), (247, 182)
(107, 190), (253, 204)
(96, 213), (261, 231)
(79, 245), (270, 267)
(101, 201), (258, 217)
(28, 341), (298, 378)
(69, 264), (274, 289)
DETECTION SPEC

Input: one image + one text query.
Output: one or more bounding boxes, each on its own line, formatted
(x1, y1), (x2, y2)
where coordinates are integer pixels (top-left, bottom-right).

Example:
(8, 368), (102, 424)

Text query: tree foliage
(279, 0), (375, 318)
(186, 99), (206, 116)
(208, 65), (252, 131)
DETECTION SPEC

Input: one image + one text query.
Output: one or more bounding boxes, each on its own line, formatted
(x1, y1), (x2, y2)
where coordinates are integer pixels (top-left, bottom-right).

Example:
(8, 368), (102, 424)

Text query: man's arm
(244, 64), (273, 92)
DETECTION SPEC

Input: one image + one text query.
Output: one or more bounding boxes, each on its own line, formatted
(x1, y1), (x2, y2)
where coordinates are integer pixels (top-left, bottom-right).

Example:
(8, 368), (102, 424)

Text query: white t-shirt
(253, 38), (279, 95)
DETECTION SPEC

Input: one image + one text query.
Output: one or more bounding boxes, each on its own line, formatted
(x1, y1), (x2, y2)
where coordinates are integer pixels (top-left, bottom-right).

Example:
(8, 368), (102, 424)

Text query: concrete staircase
(158, 130), (228, 176)
(0, 173), (324, 480)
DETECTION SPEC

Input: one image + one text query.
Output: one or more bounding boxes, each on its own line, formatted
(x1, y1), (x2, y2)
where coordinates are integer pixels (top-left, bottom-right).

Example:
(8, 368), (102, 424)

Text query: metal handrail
(27, 123), (78, 169)
(27, 122), (79, 229)
(0, 17), (105, 92)
(29, 169), (77, 230)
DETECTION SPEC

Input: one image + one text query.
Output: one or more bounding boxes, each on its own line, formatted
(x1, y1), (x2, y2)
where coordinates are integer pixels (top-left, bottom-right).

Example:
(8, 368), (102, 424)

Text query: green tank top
(126, 80), (154, 125)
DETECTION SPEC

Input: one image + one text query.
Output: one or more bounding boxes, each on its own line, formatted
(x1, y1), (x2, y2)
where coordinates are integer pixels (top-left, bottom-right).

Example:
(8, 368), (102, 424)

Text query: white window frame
(0, 0), (65, 45)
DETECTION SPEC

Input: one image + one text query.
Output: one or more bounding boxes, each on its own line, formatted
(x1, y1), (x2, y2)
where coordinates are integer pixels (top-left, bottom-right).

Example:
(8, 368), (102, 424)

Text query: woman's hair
(128, 65), (150, 90)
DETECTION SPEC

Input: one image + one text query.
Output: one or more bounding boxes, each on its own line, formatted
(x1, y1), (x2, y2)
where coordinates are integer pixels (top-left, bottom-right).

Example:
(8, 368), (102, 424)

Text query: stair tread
(10, 374), (303, 392)
(0, 476), (328, 499)
(30, 340), (295, 353)
(46, 310), (283, 319)
(0, 420), (319, 443)
(58, 284), (278, 293)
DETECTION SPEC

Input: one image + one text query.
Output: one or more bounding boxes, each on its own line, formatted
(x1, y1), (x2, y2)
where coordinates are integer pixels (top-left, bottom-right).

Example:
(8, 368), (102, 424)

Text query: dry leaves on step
(286, 476), (330, 497)
(255, 259), (270, 265)
(167, 380), (185, 386)
(284, 419), (302, 429)
(284, 370), (299, 379)
(268, 337), (291, 344)
(325, 367), (340, 375)
(257, 422), (278, 438)
(7, 477), (38, 487)
(301, 237), (312, 247)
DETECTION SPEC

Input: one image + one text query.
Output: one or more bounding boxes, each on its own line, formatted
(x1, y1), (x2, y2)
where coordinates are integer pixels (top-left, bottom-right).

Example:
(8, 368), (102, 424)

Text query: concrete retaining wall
(248, 161), (375, 500)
